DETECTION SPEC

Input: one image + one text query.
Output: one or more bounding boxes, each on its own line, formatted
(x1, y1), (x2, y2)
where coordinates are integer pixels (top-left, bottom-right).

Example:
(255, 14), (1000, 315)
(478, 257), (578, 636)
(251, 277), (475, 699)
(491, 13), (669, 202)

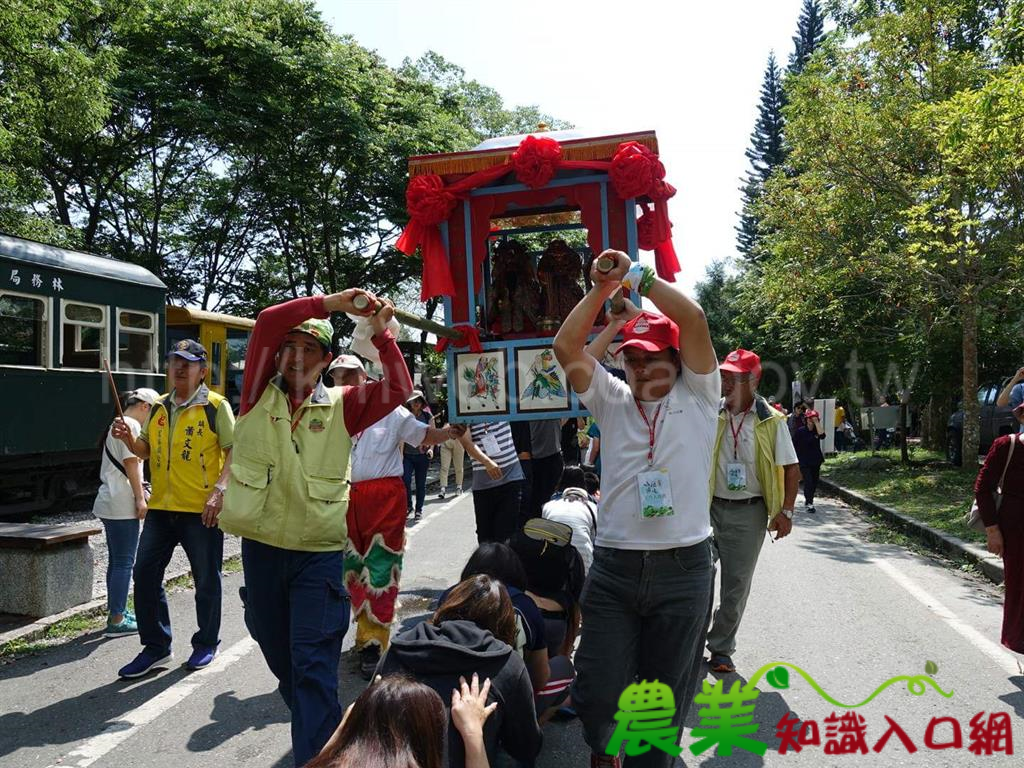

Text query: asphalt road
(1, 491), (1022, 767)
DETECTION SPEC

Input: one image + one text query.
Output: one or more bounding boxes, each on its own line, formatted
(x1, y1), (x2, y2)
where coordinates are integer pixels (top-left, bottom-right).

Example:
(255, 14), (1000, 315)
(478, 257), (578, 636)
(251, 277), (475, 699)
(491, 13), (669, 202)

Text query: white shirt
(579, 362), (720, 550)
(714, 405), (798, 500)
(92, 417), (142, 520)
(542, 489), (597, 571)
(350, 406), (429, 482)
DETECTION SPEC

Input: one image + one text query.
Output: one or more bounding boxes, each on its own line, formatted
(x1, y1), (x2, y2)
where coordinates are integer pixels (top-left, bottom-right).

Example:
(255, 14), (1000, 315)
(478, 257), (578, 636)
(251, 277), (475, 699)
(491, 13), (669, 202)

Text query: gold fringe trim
(409, 132), (659, 177)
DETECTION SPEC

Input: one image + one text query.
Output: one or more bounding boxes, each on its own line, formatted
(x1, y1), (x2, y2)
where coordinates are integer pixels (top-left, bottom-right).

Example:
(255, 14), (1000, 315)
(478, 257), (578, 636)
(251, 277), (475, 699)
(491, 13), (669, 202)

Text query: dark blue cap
(168, 338), (208, 363)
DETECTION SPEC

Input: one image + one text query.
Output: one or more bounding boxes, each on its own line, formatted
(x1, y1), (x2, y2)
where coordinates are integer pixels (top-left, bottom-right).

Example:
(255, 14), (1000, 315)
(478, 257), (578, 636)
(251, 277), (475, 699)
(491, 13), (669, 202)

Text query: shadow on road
(187, 689), (289, 752)
(0, 628), (107, 682)
(0, 665), (189, 758)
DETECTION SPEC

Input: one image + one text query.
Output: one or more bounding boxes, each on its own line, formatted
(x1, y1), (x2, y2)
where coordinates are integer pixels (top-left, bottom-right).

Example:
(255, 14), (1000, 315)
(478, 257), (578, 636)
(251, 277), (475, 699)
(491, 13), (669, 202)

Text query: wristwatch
(780, 508), (794, 519)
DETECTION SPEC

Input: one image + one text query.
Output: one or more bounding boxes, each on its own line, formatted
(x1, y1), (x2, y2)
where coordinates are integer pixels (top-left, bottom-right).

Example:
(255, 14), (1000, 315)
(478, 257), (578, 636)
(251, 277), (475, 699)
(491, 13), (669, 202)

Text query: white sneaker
(438, 489), (446, 499)
(455, 486), (464, 495)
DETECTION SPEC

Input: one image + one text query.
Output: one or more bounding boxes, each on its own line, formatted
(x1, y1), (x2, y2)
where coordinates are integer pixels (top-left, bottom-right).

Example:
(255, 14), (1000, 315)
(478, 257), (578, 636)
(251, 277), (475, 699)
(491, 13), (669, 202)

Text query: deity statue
(537, 238), (585, 329)
(485, 239), (541, 335)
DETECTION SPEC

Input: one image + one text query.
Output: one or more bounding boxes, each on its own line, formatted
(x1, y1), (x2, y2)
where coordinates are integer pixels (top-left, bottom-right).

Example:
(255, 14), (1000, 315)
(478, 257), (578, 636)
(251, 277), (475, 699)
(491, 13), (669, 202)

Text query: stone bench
(0, 522), (101, 617)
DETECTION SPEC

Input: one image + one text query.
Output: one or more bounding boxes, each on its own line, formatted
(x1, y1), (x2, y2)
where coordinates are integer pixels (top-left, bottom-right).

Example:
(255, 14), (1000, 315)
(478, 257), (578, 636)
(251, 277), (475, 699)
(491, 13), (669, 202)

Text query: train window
(116, 309), (158, 373)
(60, 300), (107, 369)
(210, 341), (222, 386)
(0, 292), (48, 367)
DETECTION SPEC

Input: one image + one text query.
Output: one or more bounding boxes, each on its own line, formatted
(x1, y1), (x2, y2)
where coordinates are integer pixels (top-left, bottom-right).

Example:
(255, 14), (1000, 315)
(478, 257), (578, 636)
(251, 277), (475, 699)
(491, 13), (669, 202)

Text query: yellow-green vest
(148, 386), (228, 513)
(219, 378), (352, 552)
(708, 396), (787, 525)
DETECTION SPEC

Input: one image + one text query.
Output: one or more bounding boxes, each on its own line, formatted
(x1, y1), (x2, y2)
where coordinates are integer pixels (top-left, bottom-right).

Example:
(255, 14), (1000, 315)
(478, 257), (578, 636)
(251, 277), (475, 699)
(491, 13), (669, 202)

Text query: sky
(318, 0), (811, 293)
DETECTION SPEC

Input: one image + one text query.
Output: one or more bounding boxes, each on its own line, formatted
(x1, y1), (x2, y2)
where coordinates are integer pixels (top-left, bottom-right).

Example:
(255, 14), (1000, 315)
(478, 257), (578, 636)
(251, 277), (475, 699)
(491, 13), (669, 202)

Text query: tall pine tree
(736, 1), (826, 262)
(735, 53), (784, 262)
(789, 0), (826, 74)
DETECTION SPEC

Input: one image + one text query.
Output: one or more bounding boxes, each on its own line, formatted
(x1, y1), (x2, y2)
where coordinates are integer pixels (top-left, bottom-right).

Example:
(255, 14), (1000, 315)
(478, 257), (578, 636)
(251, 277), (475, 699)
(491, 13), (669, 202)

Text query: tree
(789, 0), (826, 75)
(751, 0), (1024, 459)
(695, 261), (744, 359)
(735, 53), (786, 263)
(0, 0), (117, 245)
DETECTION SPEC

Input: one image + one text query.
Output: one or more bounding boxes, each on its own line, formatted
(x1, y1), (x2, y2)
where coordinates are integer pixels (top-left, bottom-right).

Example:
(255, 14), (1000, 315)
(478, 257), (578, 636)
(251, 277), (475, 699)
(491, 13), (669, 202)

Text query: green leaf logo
(925, 660), (938, 675)
(766, 666), (790, 689)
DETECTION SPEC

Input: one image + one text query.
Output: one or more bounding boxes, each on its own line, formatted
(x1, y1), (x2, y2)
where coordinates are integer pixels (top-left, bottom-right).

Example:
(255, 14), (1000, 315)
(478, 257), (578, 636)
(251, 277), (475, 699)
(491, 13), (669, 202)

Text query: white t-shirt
(579, 362), (720, 550)
(542, 489), (597, 571)
(714, 405), (798, 499)
(350, 406), (429, 482)
(92, 416), (142, 520)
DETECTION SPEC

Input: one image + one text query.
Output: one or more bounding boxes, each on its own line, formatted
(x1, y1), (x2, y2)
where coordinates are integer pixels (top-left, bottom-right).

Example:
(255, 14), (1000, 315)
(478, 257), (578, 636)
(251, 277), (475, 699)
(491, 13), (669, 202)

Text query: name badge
(638, 468), (674, 518)
(726, 462), (747, 492)
(481, 432), (501, 457)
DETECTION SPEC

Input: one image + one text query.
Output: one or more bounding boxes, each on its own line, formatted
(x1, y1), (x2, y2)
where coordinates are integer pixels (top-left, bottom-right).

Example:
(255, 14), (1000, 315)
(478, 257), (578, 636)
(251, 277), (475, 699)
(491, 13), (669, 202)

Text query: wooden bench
(0, 522), (102, 617)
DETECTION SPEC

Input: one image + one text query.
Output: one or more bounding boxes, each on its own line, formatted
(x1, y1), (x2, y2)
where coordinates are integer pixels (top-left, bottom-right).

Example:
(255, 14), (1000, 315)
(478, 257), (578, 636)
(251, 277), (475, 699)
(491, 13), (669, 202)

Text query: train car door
(201, 323), (227, 396)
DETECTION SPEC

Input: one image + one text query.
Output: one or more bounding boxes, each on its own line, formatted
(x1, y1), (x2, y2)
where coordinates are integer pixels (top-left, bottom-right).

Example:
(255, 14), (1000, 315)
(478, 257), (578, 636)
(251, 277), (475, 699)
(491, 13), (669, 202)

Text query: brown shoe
(591, 754), (621, 768)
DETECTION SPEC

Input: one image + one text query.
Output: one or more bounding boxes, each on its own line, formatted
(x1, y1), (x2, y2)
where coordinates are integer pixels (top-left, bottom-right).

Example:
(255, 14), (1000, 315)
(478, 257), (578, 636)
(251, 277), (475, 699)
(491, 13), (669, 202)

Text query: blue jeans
(573, 541), (715, 767)
(403, 453), (429, 513)
(241, 538), (350, 767)
(133, 509), (223, 656)
(101, 518), (140, 617)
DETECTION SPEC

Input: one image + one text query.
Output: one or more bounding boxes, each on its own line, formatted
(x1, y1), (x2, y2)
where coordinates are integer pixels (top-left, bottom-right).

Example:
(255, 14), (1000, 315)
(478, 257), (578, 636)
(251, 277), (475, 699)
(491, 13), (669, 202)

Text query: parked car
(946, 380), (1017, 465)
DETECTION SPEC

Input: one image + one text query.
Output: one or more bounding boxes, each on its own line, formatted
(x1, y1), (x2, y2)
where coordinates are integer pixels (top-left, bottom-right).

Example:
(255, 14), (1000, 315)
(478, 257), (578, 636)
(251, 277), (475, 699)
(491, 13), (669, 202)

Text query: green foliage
(729, 0), (1024, 456)
(0, 0), (566, 321)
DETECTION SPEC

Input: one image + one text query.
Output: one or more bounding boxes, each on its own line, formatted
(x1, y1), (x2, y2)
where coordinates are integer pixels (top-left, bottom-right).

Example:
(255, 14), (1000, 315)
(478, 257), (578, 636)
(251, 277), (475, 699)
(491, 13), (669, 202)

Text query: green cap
(292, 318), (334, 350)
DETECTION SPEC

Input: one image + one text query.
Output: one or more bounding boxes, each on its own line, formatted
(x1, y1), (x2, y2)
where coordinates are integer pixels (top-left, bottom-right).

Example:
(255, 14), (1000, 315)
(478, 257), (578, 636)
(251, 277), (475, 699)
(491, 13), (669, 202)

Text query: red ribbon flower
(609, 141), (668, 200)
(405, 174), (456, 225)
(435, 324), (483, 354)
(510, 135), (562, 189)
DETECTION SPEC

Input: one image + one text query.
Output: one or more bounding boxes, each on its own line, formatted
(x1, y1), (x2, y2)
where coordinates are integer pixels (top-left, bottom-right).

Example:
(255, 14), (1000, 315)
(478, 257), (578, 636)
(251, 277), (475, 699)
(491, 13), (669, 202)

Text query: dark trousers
(472, 480), (523, 543)
(800, 462), (821, 505)
(573, 542), (715, 767)
(241, 539), (350, 767)
(530, 452), (564, 519)
(133, 509), (223, 656)
(403, 453), (428, 513)
(835, 429), (847, 452)
(518, 458), (533, 527)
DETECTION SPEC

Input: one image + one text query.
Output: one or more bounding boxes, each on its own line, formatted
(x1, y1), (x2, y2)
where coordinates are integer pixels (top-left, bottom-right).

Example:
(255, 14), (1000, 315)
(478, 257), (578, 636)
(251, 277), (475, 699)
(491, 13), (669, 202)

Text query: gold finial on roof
(536, 122), (550, 132)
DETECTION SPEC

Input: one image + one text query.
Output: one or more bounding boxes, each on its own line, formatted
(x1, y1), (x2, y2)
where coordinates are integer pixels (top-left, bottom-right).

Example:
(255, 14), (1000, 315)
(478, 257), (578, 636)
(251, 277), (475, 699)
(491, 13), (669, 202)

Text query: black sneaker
(414, 509), (423, 521)
(359, 645), (380, 680)
(806, 505), (817, 514)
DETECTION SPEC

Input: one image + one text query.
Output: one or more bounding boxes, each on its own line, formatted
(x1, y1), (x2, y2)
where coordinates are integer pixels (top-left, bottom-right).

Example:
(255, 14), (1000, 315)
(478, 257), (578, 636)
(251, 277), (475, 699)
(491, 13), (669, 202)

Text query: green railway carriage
(0, 232), (253, 515)
(0, 233), (167, 514)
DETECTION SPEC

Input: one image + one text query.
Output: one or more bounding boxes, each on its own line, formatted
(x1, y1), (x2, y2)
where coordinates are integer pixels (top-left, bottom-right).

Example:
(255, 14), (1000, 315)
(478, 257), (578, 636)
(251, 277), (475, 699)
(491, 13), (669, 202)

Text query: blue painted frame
(444, 173), (637, 423)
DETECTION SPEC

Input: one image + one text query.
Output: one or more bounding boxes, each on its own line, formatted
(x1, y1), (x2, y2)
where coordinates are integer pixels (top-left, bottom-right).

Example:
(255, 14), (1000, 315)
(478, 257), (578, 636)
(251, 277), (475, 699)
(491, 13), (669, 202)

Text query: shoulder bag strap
(997, 434), (1018, 493)
(104, 442), (129, 479)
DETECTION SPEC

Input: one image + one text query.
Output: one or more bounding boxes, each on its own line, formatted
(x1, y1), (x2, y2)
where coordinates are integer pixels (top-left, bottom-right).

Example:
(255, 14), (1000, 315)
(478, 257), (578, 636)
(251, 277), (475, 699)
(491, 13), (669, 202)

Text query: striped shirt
(469, 421), (524, 491)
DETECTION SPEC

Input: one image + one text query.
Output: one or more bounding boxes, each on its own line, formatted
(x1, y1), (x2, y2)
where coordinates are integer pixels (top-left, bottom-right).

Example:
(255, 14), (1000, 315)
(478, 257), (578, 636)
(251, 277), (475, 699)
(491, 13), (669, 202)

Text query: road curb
(1, 458), (463, 651)
(0, 553), (235, 650)
(819, 477), (1005, 585)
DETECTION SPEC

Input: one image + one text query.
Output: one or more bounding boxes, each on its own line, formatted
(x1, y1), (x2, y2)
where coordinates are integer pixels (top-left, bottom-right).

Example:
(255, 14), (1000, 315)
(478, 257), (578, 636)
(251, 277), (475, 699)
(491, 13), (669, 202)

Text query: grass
(0, 608), (107, 659)
(822, 448), (985, 544)
(0, 554), (243, 662)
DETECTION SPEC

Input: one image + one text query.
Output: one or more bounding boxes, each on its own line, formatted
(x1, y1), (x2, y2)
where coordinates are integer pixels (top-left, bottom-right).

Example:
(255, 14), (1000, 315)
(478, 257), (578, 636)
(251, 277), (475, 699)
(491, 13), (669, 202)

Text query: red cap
(617, 312), (680, 354)
(720, 348), (762, 378)
(806, 409), (820, 419)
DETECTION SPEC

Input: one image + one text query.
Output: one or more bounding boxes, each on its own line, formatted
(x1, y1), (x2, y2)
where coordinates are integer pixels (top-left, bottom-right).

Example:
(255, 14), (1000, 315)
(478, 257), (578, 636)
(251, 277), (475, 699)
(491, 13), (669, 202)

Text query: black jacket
(377, 619), (543, 767)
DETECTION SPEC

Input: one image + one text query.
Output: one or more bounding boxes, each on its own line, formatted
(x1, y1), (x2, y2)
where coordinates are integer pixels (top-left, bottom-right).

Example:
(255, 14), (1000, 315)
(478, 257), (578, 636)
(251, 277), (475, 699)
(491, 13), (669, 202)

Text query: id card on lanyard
(634, 397), (675, 518)
(480, 425), (501, 458)
(726, 408), (751, 491)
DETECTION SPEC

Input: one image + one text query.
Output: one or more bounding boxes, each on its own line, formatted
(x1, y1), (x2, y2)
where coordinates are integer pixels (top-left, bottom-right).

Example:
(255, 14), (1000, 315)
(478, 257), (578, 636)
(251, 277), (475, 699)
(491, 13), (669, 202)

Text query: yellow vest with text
(219, 379), (352, 552)
(148, 387), (228, 513)
(708, 396), (787, 524)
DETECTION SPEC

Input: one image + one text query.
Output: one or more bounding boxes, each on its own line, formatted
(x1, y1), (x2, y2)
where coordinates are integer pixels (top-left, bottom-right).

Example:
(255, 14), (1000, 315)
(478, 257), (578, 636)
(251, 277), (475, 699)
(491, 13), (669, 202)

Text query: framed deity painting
(514, 346), (571, 413)
(454, 351), (509, 417)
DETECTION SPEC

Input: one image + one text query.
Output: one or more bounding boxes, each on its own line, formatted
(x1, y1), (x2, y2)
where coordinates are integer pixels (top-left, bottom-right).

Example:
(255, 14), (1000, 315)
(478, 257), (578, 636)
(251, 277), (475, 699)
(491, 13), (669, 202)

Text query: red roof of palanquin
(408, 130), (659, 178)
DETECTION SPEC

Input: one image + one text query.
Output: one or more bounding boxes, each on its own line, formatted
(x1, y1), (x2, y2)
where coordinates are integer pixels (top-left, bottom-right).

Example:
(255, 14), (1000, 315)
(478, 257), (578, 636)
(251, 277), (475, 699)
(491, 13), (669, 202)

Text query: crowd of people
(90, 247), (1024, 768)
